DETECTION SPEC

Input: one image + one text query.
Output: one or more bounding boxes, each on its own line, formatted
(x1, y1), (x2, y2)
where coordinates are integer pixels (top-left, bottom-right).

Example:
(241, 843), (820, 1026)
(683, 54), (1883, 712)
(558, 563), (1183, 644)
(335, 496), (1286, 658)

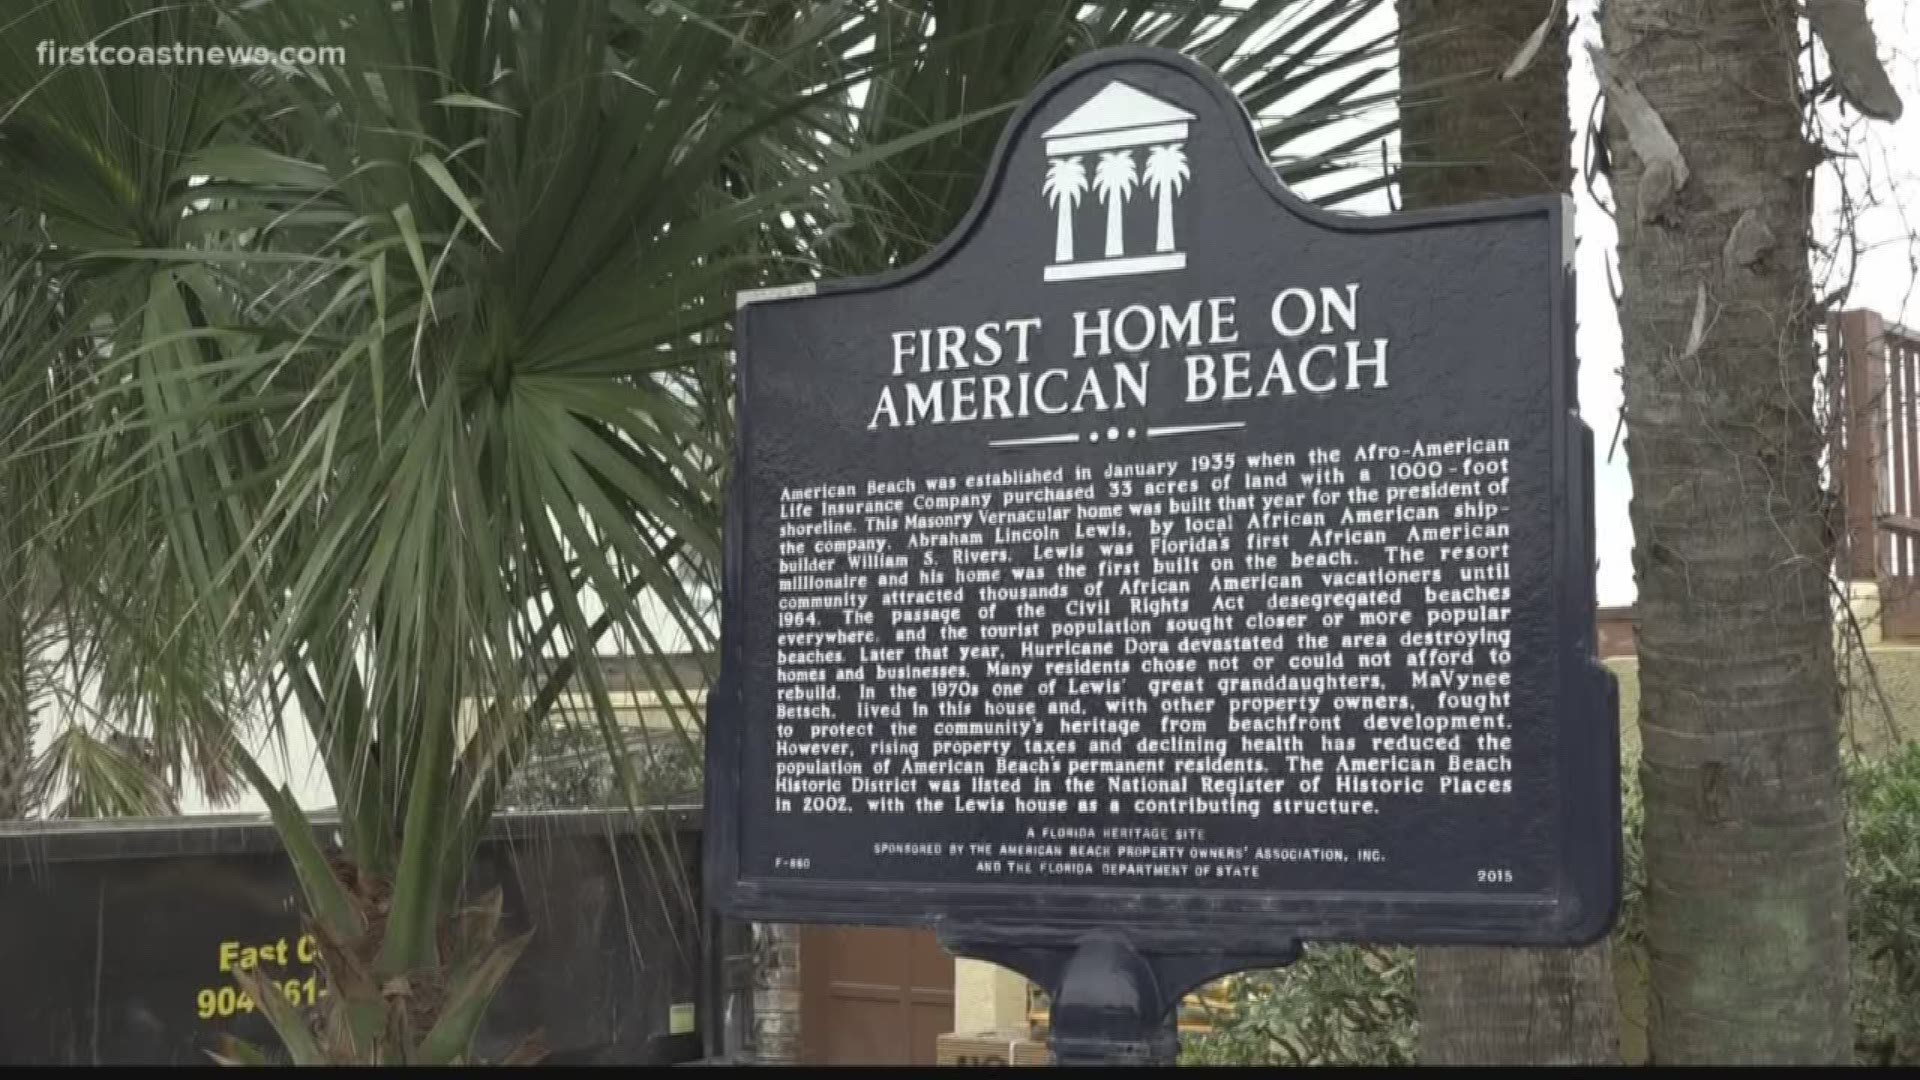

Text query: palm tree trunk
(1155, 190), (1175, 252)
(1398, 0), (1572, 207)
(1397, 0), (1618, 1063)
(1056, 204), (1075, 262)
(1601, 0), (1848, 1063)
(1104, 192), (1125, 257)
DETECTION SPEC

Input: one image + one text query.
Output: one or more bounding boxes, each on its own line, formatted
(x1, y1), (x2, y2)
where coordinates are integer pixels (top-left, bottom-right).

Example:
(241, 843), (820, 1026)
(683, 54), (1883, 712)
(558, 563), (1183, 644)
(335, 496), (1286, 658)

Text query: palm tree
(1143, 144), (1189, 252)
(0, 253), (52, 820)
(0, 242), (241, 822)
(1600, 0), (1881, 1062)
(1094, 149), (1139, 257)
(1043, 156), (1090, 262)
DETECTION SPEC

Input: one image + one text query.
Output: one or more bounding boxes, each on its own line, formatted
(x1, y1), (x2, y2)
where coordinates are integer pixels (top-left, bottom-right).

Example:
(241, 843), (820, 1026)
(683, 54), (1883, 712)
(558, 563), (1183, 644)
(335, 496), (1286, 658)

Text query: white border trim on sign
(1044, 120), (1190, 156)
(1043, 251), (1185, 281)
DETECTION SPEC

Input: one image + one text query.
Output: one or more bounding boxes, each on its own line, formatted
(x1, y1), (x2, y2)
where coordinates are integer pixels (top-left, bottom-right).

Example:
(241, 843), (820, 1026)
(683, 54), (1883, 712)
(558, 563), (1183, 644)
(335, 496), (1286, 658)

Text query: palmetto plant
(0, 238), (244, 821)
(3, 0), (988, 1063)
(1, 0), (1404, 1064)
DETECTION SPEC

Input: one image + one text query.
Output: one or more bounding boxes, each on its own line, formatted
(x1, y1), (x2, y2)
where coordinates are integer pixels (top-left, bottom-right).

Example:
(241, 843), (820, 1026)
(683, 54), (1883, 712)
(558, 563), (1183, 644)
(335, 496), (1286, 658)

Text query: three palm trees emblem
(1043, 144), (1188, 265)
(1040, 80), (1195, 280)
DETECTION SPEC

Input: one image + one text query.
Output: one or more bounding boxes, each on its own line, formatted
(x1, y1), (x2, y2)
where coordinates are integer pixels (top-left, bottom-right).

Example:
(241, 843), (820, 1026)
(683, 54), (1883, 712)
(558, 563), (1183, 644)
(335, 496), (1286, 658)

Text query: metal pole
(1044, 931), (1179, 1066)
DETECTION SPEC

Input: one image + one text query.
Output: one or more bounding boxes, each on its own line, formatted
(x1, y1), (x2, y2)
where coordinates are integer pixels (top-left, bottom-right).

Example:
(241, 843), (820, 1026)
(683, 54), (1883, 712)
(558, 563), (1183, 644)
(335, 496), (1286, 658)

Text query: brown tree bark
(1397, 0), (1617, 1064)
(1397, 0), (1572, 208)
(1601, 0), (1849, 1064)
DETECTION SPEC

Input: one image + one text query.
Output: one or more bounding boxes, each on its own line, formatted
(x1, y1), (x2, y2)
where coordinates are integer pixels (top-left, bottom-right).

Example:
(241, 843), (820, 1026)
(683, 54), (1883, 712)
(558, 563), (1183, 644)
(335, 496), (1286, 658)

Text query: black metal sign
(708, 46), (1617, 966)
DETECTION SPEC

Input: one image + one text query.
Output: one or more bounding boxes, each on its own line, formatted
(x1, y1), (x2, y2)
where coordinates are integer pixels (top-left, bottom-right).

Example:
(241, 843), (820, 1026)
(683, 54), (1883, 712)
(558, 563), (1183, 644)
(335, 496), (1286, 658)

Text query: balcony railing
(1831, 309), (1920, 638)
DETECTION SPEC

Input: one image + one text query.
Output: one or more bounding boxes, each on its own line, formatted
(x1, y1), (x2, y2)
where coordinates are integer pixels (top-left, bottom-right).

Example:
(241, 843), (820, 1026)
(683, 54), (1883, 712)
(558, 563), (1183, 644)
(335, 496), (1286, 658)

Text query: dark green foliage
(1849, 743), (1920, 1065)
(1179, 946), (1416, 1065)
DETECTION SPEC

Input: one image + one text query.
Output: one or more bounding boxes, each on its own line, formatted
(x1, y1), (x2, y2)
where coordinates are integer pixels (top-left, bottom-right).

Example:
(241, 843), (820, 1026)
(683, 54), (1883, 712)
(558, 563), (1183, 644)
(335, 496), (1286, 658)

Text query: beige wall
(954, 959), (1031, 1033)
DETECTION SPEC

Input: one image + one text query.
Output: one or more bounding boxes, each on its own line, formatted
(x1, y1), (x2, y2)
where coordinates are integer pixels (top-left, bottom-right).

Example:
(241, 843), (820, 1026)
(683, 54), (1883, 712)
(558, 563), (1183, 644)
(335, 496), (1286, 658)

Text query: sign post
(708, 45), (1618, 1066)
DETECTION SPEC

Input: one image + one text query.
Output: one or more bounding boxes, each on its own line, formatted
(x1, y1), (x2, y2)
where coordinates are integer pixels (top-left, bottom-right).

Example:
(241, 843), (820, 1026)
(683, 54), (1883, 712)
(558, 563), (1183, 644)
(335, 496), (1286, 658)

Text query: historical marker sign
(708, 46), (1618, 949)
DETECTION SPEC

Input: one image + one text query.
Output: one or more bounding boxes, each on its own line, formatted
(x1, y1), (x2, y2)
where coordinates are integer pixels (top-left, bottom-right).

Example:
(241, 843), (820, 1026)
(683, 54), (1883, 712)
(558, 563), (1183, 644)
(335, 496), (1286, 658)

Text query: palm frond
(28, 725), (178, 818)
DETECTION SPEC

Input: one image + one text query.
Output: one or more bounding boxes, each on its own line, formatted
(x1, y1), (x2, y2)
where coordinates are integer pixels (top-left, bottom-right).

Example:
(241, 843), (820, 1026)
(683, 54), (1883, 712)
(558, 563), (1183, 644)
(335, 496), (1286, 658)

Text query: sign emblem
(1041, 81), (1194, 281)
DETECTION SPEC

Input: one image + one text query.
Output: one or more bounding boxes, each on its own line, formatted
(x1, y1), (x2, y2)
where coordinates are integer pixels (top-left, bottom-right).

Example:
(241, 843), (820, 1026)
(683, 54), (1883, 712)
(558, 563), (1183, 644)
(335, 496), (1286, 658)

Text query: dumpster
(0, 808), (706, 1064)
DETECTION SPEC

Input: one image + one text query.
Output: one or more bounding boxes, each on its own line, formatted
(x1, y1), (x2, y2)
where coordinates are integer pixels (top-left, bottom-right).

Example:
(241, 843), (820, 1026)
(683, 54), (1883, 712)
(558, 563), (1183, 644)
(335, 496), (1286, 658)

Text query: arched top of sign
(757, 45), (1567, 307)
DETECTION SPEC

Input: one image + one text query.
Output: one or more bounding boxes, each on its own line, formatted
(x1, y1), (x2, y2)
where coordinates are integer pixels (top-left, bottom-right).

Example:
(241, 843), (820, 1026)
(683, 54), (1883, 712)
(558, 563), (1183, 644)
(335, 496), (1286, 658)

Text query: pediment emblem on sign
(1040, 81), (1195, 283)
